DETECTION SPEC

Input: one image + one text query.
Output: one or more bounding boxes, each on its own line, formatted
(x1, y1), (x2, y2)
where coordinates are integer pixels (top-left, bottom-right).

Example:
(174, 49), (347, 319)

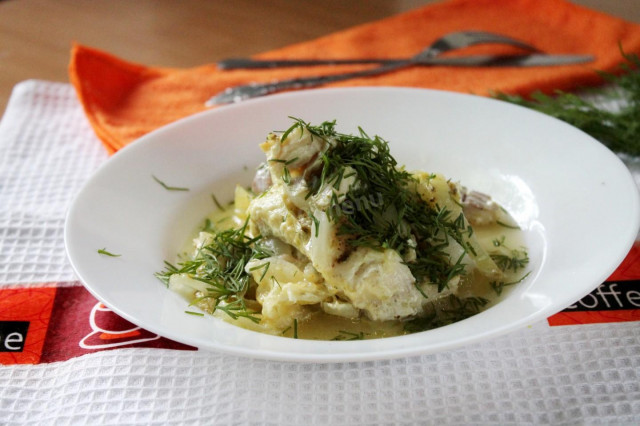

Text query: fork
(206, 31), (551, 105)
(217, 31), (539, 70)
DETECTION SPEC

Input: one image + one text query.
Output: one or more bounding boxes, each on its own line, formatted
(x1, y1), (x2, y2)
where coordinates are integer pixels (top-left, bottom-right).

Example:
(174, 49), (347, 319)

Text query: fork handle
(208, 62), (410, 104)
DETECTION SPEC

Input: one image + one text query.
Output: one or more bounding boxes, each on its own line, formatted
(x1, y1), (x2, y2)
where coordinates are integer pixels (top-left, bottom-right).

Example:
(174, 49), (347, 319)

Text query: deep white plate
(65, 87), (639, 362)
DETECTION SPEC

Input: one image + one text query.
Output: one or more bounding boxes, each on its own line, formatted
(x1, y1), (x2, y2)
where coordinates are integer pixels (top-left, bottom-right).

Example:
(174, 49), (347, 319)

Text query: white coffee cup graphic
(79, 302), (160, 349)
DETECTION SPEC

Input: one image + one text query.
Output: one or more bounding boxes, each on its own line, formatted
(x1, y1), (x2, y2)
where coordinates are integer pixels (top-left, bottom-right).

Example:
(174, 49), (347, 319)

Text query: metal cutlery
(217, 30), (540, 70)
(207, 31), (594, 105)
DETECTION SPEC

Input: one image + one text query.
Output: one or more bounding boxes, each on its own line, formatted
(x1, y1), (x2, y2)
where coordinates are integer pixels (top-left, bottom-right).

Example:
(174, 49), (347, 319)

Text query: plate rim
(64, 86), (640, 362)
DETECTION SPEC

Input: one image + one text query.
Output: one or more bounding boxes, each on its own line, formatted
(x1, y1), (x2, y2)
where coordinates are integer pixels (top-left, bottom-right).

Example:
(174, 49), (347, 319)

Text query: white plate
(65, 87), (639, 362)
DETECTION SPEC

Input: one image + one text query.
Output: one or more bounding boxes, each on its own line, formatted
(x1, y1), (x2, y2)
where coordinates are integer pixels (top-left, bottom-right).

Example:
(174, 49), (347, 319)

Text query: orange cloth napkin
(70, 0), (640, 154)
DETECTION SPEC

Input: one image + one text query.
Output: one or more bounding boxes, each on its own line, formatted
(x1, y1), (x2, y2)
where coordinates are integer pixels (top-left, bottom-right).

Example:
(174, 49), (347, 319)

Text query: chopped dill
(332, 330), (366, 341)
(249, 261), (271, 282)
(490, 251), (529, 272)
(280, 118), (304, 143)
(466, 225), (474, 238)
(97, 248), (121, 257)
(155, 217), (272, 323)
(202, 218), (214, 232)
(310, 213), (320, 237)
(487, 235), (530, 295)
(492, 236), (506, 247)
(211, 194), (225, 210)
(403, 295), (489, 333)
(152, 175), (189, 191)
(490, 271), (532, 296)
(289, 118), (473, 292)
(490, 236), (528, 272)
(216, 300), (261, 323)
(185, 311), (204, 317)
(269, 157), (299, 166)
(158, 117), (532, 336)
(271, 276), (281, 288)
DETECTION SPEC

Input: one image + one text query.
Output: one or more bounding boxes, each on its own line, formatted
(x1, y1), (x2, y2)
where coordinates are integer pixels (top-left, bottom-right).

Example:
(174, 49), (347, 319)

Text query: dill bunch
(403, 295), (489, 333)
(286, 118), (471, 292)
(155, 218), (273, 322)
(495, 48), (640, 156)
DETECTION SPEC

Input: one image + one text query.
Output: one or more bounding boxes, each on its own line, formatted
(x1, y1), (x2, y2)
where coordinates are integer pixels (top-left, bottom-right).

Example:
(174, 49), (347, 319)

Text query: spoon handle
(218, 57), (407, 69)
(207, 62), (410, 105)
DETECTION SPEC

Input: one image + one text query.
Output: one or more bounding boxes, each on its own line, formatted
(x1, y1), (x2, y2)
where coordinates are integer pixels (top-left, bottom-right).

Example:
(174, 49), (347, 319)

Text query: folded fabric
(69, 0), (640, 154)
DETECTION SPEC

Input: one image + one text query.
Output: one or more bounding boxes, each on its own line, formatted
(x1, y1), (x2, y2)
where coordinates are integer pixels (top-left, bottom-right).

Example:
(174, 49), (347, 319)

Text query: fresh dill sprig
(282, 165), (291, 184)
(310, 213), (320, 238)
(286, 118), (471, 292)
(155, 217), (272, 323)
(97, 248), (121, 257)
(216, 300), (261, 323)
(490, 251), (529, 273)
(494, 48), (640, 156)
(152, 175), (189, 191)
(490, 271), (531, 296)
(489, 236), (529, 273)
(268, 157), (299, 166)
(271, 275), (281, 288)
(249, 261), (271, 282)
(280, 117), (304, 143)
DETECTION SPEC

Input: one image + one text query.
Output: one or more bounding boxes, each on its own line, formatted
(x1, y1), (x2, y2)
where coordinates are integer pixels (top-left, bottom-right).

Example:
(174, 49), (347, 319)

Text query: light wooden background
(1, 0), (638, 116)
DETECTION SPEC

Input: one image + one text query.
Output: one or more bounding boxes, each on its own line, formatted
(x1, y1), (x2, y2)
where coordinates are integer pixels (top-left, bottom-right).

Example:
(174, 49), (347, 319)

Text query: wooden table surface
(1, 0), (638, 117)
